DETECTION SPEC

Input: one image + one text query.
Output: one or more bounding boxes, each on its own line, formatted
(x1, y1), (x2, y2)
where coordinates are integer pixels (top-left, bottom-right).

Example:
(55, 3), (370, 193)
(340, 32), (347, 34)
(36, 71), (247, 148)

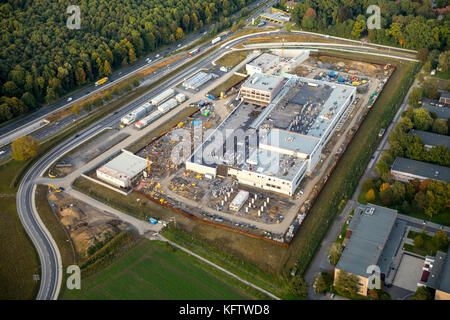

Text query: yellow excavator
(48, 185), (64, 192)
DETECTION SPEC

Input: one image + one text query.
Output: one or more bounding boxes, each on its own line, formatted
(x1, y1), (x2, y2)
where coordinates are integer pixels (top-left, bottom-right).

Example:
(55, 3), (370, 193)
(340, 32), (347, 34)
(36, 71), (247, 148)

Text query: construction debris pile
(47, 192), (128, 258)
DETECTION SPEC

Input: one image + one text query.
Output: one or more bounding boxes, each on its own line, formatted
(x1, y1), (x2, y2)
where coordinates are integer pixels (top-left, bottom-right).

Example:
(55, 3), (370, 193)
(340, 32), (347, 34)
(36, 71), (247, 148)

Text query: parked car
(330, 293), (335, 299)
(67, 97), (72, 102)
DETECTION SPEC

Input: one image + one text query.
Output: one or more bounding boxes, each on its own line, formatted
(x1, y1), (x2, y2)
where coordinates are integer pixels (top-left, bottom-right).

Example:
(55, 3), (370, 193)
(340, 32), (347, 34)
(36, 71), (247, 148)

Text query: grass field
(62, 239), (265, 300)
(215, 51), (248, 68)
(0, 159), (40, 299)
(208, 74), (247, 97)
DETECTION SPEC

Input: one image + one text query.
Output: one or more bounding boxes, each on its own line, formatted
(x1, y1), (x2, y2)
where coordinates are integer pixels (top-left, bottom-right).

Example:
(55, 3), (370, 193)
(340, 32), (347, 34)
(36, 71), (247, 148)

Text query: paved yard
(393, 254), (424, 292)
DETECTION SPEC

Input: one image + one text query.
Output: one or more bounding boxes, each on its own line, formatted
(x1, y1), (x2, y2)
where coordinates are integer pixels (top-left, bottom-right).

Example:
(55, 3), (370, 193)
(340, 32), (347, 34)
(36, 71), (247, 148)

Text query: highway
(0, 0), (271, 146)
(14, 23), (418, 300)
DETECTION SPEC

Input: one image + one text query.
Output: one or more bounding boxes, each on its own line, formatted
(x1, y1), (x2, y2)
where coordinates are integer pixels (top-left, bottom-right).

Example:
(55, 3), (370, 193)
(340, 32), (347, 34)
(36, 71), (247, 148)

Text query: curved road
(15, 29), (417, 300)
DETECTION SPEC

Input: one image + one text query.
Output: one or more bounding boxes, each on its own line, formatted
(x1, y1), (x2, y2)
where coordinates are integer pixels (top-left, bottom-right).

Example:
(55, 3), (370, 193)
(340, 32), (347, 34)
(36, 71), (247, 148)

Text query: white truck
(151, 88), (174, 106)
(211, 36), (221, 45)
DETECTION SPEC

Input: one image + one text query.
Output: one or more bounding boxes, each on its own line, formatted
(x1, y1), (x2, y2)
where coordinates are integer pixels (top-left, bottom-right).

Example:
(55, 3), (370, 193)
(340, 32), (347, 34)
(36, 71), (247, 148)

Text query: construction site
(76, 49), (394, 243)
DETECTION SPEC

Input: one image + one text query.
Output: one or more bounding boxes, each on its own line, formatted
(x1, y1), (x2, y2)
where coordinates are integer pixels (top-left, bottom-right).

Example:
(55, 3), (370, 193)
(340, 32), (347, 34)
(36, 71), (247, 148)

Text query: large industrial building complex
(186, 73), (356, 196)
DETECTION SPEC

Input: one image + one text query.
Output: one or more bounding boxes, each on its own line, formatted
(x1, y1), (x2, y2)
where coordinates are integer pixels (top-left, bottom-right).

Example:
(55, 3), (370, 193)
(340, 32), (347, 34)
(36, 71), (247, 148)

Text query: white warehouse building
(183, 72), (214, 90)
(96, 152), (148, 188)
(246, 53), (281, 76)
(186, 74), (356, 196)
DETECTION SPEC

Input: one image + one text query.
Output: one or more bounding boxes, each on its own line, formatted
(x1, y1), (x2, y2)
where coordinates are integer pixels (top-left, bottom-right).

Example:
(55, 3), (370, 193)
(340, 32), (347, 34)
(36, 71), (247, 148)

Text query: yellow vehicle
(48, 185), (63, 192)
(95, 77), (108, 86)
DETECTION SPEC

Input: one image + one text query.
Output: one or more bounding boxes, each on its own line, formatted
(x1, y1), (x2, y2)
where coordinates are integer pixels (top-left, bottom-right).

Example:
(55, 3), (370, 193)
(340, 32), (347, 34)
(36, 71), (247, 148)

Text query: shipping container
(151, 88), (175, 106)
(135, 110), (162, 129)
(175, 93), (186, 103)
(121, 105), (148, 125)
(158, 98), (178, 113)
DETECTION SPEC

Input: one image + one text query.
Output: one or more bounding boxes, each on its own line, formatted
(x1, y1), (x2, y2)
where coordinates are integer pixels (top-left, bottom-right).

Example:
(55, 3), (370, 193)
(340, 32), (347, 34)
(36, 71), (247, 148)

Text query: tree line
(290, 0), (449, 51)
(0, 0), (254, 123)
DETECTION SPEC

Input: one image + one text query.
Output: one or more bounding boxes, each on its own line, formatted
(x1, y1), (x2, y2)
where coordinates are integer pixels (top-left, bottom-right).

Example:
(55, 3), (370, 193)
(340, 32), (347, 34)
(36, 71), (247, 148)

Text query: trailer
(211, 36), (221, 45)
(135, 110), (162, 129)
(151, 88), (175, 106)
(158, 98), (178, 113)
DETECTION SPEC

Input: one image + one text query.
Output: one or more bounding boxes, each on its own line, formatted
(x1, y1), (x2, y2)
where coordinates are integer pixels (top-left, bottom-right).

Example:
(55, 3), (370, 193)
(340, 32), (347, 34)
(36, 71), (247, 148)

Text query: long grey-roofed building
(335, 204), (405, 296)
(390, 157), (450, 183)
(409, 129), (450, 149)
(422, 104), (450, 120)
(436, 248), (450, 300)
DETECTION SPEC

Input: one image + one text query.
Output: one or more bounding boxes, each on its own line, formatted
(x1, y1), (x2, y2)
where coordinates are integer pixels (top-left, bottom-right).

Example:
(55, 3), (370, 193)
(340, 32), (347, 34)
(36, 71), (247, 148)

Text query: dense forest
(290, 0), (449, 51)
(0, 0), (254, 123)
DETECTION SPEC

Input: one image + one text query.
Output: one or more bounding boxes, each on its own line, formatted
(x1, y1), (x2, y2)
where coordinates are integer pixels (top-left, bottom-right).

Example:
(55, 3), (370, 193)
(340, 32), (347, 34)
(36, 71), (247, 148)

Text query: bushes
(81, 232), (134, 275)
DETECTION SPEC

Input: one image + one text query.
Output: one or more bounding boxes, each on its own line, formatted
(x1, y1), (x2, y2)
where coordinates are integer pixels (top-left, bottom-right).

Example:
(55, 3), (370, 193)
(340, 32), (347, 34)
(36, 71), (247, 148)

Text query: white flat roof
(241, 73), (284, 92)
(98, 152), (147, 179)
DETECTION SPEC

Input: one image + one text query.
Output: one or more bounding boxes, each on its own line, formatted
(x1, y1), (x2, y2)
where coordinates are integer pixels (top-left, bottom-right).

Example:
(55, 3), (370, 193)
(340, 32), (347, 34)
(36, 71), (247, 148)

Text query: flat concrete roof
(258, 75), (355, 139)
(409, 129), (450, 149)
(260, 128), (319, 155)
(241, 73), (284, 92)
(391, 157), (450, 182)
(336, 204), (397, 278)
(242, 147), (307, 181)
(247, 53), (280, 69)
(98, 152), (147, 178)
